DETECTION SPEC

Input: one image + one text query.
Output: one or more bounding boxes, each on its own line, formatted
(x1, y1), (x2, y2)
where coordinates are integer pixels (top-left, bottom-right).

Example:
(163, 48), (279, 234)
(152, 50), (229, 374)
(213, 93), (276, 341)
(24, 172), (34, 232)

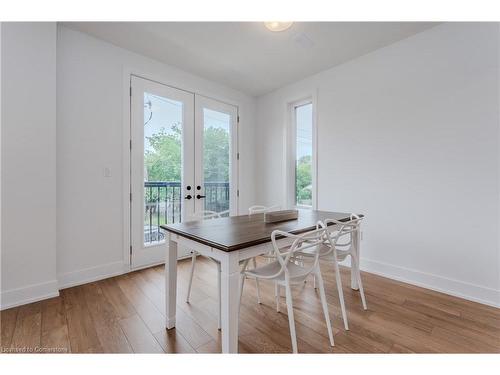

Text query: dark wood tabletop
(160, 209), (359, 252)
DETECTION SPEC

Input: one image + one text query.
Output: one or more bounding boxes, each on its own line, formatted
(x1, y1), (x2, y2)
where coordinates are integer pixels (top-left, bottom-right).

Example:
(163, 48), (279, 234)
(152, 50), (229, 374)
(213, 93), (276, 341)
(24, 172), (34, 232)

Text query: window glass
(295, 103), (313, 207)
(203, 108), (230, 214)
(143, 93), (183, 244)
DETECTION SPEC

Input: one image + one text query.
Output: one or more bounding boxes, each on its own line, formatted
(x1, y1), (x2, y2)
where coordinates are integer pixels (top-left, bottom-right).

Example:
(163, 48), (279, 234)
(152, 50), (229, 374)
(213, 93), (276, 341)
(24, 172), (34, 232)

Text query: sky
(143, 93), (182, 152)
(296, 103), (313, 160)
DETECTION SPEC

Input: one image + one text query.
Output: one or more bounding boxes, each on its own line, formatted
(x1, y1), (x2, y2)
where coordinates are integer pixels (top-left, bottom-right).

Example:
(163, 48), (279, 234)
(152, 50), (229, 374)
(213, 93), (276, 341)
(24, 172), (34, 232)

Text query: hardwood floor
(1, 257), (499, 353)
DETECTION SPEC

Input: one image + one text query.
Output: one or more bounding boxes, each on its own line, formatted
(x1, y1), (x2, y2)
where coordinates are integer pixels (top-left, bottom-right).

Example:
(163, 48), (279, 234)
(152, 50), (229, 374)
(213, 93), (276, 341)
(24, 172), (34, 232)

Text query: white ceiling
(64, 22), (438, 96)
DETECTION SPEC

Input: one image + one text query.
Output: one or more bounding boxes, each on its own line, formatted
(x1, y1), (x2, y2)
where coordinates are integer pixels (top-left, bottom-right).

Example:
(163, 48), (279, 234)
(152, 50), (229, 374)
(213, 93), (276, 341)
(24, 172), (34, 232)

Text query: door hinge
(130, 192), (132, 202)
(237, 152), (240, 160)
(130, 245), (132, 255)
(129, 86), (132, 97)
(237, 189), (240, 197)
(237, 115), (240, 123)
(129, 139), (132, 150)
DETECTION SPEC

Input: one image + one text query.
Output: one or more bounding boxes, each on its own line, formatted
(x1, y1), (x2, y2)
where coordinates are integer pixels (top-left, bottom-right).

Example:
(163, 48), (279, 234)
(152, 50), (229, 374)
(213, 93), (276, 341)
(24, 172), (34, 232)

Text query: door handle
(196, 194), (206, 199)
(184, 195), (192, 200)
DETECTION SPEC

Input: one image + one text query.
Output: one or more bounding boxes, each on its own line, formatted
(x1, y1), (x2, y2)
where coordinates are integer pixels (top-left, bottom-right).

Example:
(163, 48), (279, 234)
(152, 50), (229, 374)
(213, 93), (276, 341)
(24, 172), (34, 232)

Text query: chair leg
(252, 258), (262, 304)
(332, 252), (349, 330)
(275, 283), (280, 312)
(216, 262), (222, 330)
(351, 255), (367, 310)
(186, 252), (197, 303)
(313, 274), (317, 289)
(284, 283), (298, 353)
(315, 268), (335, 346)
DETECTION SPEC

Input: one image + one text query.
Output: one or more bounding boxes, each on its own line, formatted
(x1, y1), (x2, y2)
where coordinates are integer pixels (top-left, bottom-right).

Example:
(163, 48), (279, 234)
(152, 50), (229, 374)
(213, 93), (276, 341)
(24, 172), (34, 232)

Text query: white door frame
(122, 69), (240, 270)
(130, 75), (195, 269)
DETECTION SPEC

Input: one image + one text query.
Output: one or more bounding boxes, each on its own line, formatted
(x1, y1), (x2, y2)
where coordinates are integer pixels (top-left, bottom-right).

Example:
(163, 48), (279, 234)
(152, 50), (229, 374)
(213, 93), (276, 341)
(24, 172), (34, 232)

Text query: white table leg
(351, 228), (360, 290)
(219, 250), (240, 353)
(165, 233), (178, 329)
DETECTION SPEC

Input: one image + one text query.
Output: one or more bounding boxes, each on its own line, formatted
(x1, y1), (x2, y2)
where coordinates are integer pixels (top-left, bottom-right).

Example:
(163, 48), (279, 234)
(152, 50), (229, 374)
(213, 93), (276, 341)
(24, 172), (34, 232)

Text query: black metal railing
(144, 181), (229, 244)
(144, 181), (182, 243)
(204, 182), (230, 213)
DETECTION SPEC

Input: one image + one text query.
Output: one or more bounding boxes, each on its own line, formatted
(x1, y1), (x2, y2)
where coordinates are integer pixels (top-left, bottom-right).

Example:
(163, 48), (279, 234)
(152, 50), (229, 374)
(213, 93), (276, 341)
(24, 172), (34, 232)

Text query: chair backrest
(320, 214), (364, 252)
(265, 227), (328, 280)
(217, 209), (230, 217)
(248, 205), (281, 214)
(190, 210), (220, 221)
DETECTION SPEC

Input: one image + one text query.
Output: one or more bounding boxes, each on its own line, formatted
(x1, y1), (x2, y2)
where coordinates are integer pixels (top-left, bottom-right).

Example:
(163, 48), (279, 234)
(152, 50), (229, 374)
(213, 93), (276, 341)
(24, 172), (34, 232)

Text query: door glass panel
(295, 103), (313, 207)
(203, 108), (230, 215)
(143, 92), (183, 245)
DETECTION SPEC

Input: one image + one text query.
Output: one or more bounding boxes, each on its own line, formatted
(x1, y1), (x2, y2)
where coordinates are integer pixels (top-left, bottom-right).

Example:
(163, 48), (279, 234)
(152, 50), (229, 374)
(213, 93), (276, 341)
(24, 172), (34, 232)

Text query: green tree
(144, 123), (182, 182)
(203, 127), (229, 182)
(144, 124), (229, 183)
(296, 155), (312, 205)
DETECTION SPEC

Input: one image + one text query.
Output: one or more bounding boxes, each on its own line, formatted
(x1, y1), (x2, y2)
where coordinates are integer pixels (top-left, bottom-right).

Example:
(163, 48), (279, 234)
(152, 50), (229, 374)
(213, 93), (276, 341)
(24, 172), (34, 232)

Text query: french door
(130, 76), (238, 268)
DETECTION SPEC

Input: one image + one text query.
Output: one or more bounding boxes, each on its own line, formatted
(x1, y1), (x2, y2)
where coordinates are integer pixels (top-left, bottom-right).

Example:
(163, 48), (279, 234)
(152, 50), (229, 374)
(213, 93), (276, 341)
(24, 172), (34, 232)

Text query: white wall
(256, 23), (500, 307)
(1, 23), (58, 309)
(56, 26), (257, 288)
(0, 22), (3, 308)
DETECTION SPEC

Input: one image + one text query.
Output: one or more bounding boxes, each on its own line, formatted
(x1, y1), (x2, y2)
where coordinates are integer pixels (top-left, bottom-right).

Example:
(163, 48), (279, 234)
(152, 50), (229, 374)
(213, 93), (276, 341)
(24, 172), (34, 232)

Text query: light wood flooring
(1, 257), (499, 353)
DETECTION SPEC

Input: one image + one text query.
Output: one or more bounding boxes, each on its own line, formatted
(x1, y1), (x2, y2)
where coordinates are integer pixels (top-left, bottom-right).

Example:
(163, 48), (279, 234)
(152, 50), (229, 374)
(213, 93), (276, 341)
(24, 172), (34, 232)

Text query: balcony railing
(144, 181), (229, 244)
(204, 182), (230, 213)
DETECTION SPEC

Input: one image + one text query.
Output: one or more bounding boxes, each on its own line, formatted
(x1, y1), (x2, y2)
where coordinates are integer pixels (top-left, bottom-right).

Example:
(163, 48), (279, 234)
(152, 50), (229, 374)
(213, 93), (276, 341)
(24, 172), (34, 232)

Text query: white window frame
(285, 94), (318, 210)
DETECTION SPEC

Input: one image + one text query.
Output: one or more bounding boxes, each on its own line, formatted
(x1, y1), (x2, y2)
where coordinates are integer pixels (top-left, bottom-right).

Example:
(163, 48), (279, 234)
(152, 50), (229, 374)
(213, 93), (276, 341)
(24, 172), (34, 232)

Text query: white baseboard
(1, 255), (192, 310)
(3, 257), (497, 311)
(131, 243), (191, 269)
(57, 261), (127, 290)
(0, 280), (59, 310)
(130, 254), (192, 273)
(360, 257), (500, 308)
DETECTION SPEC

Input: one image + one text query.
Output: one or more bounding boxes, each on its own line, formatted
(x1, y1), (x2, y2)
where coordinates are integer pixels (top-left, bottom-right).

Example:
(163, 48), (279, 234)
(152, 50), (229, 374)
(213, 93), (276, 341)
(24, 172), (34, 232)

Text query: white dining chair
(186, 210), (262, 330)
(299, 214), (367, 331)
(248, 204), (284, 299)
(325, 214), (367, 311)
(239, 227), (334, 353)
(185, 211), (221, 327)
(248, 204), (281, 264)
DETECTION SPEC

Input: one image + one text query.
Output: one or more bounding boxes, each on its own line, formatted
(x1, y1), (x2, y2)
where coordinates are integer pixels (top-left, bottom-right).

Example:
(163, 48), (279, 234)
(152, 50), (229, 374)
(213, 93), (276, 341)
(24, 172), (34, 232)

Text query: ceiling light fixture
(264, 22), (293, 32)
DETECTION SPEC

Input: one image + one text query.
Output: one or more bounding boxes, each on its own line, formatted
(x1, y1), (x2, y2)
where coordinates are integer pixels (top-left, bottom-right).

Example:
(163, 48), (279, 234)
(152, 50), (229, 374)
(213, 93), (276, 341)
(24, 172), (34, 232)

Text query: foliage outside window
(296, 155), (312, 206)
(144, 123), (229, 183)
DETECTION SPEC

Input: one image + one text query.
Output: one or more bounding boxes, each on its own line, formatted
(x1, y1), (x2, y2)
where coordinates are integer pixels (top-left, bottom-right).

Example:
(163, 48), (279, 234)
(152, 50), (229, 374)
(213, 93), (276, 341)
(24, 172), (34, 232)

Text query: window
(202, 108), (231, 214)
(293, 101), (314, 208)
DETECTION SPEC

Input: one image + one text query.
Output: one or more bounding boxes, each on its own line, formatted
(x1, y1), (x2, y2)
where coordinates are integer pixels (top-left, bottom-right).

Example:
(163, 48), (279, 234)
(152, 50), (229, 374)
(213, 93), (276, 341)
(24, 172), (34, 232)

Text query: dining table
(160, 209), (362, 353)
